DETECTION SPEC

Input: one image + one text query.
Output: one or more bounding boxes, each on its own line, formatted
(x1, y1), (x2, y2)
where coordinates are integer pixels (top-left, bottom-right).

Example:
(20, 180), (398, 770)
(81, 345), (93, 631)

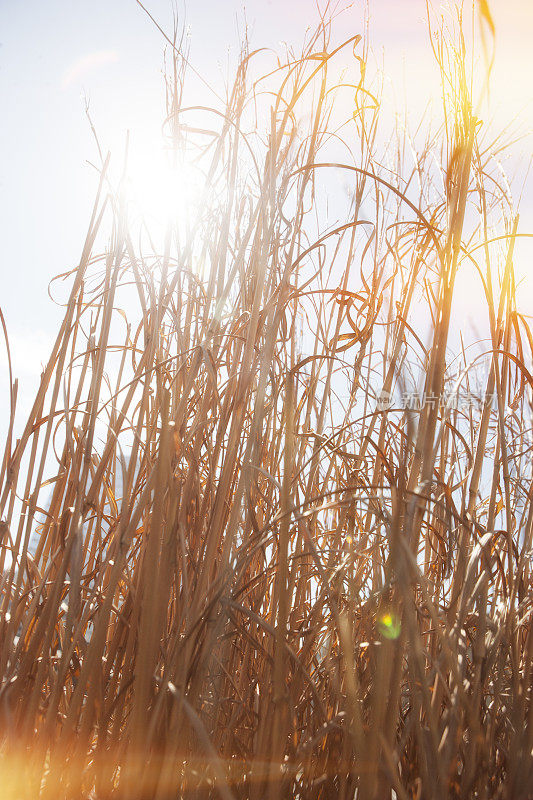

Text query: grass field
(1, 2), (532, 798)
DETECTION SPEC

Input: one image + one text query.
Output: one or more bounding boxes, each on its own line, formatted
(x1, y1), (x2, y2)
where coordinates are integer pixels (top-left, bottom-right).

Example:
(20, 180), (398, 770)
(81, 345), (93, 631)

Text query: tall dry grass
(1, 2), (532, 798)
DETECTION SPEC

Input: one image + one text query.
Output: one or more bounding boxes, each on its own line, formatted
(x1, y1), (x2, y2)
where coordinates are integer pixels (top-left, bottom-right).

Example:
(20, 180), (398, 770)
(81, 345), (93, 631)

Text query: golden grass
(1, 2), (532, 798)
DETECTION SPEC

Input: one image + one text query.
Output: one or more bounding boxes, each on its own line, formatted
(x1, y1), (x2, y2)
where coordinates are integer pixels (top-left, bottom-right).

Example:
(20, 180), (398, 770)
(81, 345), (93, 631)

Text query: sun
(124, 142), (206, 236)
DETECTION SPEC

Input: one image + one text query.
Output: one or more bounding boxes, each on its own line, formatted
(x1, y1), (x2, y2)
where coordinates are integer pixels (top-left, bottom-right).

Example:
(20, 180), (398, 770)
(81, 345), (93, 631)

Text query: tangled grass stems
(1, 2), (532, 798)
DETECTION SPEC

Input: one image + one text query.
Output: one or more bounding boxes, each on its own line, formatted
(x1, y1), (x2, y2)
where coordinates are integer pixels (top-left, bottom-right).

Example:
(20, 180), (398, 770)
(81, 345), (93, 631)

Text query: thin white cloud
(61, 50), (119, 89)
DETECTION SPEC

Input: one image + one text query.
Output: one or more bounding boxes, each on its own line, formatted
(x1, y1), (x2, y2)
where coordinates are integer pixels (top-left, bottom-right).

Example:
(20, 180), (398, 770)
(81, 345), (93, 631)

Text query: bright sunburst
(124, 144), (206, 235)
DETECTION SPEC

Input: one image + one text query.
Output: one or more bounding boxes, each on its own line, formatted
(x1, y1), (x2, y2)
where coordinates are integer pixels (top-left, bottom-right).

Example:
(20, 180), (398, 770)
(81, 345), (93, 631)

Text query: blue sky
(1, 0), (532, 437)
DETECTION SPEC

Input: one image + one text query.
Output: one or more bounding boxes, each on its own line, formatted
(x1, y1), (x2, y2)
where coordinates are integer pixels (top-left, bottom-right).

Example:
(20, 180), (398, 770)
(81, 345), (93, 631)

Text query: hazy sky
(1, 0), (532, 434)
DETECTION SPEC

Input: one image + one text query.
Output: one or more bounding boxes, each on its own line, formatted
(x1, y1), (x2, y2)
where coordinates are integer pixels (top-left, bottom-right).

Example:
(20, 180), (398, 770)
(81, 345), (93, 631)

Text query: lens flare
(378, 612), (401, 640)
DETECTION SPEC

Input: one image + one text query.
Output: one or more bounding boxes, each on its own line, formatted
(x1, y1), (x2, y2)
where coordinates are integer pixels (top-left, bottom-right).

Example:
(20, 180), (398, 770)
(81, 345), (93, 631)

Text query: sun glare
(124, 145), (206, 236)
